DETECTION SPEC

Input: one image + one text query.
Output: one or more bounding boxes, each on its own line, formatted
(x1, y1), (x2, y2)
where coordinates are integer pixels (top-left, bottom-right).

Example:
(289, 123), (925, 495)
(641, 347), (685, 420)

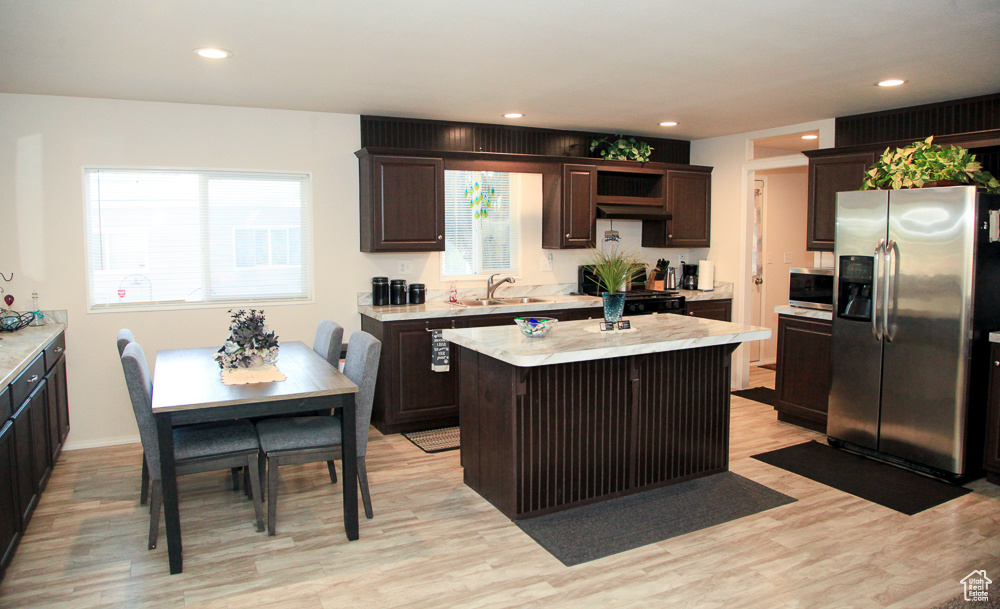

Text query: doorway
(750, 166), (811, 366)
(748, 179), (764, 364)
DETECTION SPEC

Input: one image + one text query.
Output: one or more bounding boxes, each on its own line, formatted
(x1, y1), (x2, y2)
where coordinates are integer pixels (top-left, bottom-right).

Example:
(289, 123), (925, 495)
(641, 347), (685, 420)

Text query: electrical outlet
(783, 252), (792, 264)
(398, 260), (412, 274)
(539, 252), (553, 271)
(766, 253), (773, 264)
(678, 254), (686, 265)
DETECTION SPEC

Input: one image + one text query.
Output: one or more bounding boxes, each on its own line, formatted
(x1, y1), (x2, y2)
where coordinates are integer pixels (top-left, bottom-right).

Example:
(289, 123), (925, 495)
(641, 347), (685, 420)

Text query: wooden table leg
(155, 412), (183, 573)
(340, 393), (359, 541)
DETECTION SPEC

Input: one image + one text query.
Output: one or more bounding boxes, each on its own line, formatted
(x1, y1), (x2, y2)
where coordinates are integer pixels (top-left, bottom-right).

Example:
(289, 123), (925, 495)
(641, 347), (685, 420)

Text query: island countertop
(442, 314), (770, 367)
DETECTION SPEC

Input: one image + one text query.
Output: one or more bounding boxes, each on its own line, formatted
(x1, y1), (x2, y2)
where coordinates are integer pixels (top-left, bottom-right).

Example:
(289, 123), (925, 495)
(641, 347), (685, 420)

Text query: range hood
(595, 203), (671, 220)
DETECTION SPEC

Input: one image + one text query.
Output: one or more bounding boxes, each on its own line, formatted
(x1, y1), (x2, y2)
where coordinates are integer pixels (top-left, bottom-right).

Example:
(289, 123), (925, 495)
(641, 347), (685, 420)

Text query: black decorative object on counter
(390, 279), (407, 305)
(372, 276), (389, 306)
(0, 311), (35, 332)
(408, 283), (425, 304)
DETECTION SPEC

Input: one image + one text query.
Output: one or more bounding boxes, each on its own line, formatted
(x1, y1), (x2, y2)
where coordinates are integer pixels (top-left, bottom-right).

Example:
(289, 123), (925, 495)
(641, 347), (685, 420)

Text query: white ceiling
(2, 0), (998, 140)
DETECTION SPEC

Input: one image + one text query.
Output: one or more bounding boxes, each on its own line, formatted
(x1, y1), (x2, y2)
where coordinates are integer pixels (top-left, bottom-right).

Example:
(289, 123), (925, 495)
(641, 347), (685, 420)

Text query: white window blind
(84, 168), (312, 310)
(441, 171), (521, 278)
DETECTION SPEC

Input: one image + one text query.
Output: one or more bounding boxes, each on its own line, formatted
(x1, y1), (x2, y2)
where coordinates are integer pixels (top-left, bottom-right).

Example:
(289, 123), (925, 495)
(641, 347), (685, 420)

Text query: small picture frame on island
(600, 320), (632, 332)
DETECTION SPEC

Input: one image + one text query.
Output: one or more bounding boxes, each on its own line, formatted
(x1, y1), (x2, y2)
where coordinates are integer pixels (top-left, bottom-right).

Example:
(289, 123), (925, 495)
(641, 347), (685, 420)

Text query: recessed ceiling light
(195, 48), (232, 59)
(876, 79), (906, 87)
(503, 113), (524, 119)
(801, 134), (819, 140)
(659, 121), (678, 127)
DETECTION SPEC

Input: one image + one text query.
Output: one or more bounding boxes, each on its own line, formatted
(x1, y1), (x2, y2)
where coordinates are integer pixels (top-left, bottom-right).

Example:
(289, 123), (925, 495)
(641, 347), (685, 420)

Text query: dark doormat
(930, 590), (1000, 609)
(752, 441), (971, 515)
(732, 386), (776, 406)
(516, 472), (796, 567)
(402, 426), (460, 453)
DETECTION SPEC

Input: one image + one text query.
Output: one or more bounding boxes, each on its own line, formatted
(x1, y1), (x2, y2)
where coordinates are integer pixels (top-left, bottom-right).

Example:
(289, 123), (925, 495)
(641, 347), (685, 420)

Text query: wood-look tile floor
(3, 367), (998, 608)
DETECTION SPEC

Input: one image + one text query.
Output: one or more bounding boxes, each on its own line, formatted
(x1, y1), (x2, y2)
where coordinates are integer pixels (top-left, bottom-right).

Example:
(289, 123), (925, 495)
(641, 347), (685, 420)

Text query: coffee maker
(681, 263), (699, 290)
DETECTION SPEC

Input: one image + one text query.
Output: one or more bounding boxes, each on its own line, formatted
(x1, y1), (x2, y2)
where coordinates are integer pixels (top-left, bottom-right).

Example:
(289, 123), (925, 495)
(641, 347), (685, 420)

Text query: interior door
(748, 179), (764, 363)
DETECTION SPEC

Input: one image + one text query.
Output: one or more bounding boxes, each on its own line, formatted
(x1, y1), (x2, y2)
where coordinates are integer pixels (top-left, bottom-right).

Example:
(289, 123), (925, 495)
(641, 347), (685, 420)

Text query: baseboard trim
(63, 435), (140, 451)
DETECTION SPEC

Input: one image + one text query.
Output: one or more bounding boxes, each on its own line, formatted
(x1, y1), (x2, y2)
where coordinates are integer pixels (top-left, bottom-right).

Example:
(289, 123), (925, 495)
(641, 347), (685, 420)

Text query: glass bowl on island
(514, 317), (557, 338)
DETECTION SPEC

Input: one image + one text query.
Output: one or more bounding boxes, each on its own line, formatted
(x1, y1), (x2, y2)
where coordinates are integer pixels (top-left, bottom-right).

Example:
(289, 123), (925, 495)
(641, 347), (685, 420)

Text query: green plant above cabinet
(357, 151), (445, 253)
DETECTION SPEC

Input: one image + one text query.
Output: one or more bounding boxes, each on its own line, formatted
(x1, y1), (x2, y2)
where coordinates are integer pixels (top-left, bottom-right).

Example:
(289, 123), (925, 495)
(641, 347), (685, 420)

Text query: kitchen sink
(493, 297), (552, 304)
(455, 299), (504, 306)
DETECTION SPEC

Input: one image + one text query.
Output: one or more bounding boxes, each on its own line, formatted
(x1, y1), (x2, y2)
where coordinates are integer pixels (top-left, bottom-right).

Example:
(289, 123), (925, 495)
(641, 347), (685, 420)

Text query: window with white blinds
(441, 170), (521, 278)
(84, 168), (312, 310)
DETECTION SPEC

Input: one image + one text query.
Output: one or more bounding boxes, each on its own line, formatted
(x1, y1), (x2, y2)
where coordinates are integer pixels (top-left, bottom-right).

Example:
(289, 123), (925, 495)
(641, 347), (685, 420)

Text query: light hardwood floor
(2, 368), (998, 609)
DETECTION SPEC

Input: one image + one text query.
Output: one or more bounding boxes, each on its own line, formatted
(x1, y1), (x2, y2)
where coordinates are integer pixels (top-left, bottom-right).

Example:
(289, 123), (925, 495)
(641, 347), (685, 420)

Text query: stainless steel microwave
(789, 267), (834, 311)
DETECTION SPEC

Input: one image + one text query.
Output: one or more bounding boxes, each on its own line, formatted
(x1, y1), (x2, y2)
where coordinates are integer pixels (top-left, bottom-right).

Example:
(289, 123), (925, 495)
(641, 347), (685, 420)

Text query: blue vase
(602, 292), (626, 323)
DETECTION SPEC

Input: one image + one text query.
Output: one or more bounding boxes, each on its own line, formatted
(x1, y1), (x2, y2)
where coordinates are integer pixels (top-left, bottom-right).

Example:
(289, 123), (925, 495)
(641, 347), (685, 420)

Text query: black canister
(390, 279), (407, 305)
(372, 276), (389, 306)
(408, 283), (426, 304)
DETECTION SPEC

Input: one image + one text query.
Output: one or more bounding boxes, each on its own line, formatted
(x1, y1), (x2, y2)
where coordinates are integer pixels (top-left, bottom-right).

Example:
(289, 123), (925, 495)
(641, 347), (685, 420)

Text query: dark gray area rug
(516, 472), (796, 567)
(931, 592), (1000, 609)
(752, 441), (971, 515)
(731, 386), (776, 406)
(402, 426), (460, 453)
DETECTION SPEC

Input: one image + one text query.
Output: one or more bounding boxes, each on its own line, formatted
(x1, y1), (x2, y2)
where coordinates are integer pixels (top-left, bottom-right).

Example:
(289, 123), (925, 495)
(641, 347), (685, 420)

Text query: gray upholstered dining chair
(254, 330), (381, 536)
(120, 342), (265, 549)
(117, 328), (156, 504)
(313, 320), (344, 367)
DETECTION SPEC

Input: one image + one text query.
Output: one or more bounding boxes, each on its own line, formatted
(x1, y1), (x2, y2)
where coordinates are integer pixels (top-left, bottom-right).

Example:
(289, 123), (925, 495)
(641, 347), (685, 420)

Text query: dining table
(150, 340), (359, 574)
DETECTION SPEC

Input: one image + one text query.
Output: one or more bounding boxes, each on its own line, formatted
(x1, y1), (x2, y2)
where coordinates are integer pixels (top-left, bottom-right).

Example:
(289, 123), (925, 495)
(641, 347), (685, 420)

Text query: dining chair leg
(148, 480), (162, 550)
(231, 467), (240, 492)
(243, 467), (251, 498)
(257, 451), (266, 500)
(267, 455), (279, 536)
(140, 454), (150, 505)
(358, 457), (373, 519)
(246, 455), (265, 532)
(327, 460), (337, 484)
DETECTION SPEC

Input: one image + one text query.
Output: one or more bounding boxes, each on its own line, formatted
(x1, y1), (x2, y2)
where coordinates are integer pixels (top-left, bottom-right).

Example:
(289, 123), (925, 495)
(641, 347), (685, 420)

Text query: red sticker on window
(118, 289), (126, 298)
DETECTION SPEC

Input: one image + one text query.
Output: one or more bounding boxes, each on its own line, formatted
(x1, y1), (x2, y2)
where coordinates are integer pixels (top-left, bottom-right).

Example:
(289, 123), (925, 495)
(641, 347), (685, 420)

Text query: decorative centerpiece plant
(590, 135), (653, 162)
(214, 309), (279, 369)
(590, 247), (643, 323)
(860, 136), (1000, 194)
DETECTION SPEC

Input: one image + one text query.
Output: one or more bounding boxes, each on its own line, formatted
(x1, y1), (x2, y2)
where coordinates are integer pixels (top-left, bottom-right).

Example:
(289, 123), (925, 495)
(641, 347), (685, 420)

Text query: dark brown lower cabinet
(984, 344), (1000, 485)
(774, 314), (832, 432)
(362, 307), (601, 434)
(0, 331), (68, 582)
(0, 420), (20, 575)
(684, 299), (731, 321)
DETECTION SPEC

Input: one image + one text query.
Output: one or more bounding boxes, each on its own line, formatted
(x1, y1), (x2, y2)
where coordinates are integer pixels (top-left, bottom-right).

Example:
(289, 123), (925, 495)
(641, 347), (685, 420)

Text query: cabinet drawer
(44, 333), (66, 371)
(0, 385), (9, 423)
(10, 355), (45, 408)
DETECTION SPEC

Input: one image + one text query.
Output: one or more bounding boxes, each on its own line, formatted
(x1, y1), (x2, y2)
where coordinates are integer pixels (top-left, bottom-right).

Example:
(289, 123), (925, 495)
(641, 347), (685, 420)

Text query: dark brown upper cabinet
(358, 151), (445, 252)
(544, 164), (597, 249)
(641, 169), (712, 248)
(804, 150), (876, 252)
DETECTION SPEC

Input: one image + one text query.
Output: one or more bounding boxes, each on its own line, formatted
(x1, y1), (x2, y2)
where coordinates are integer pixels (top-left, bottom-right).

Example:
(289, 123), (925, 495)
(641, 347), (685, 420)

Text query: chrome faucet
(486, 273), (515, 299)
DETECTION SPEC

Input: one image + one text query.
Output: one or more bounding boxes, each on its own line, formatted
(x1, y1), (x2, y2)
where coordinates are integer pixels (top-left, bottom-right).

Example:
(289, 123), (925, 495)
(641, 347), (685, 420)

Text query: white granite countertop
(0, 320), (68, 388)
(774, 305), (833, 321)
(442, 314), (769, 367)
(359, 283), (734, 322)
(990, 332), (999, 344)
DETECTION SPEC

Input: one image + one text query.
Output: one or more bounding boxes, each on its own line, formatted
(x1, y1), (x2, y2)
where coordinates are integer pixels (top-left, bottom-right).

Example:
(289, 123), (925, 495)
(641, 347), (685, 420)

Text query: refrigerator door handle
(884, 239), (897, 342)
(871, 238), (885, 341)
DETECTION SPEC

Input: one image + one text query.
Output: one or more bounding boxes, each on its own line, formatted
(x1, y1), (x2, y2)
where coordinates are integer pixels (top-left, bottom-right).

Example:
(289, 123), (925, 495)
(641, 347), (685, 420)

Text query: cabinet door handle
(54, 347), (63, 353)
(27, 375), (39, 384)
(668, 234), (673, 238)
(995, 360), (999, 366)
(438, 234), (443, 240)
(565, 233), (570, 238)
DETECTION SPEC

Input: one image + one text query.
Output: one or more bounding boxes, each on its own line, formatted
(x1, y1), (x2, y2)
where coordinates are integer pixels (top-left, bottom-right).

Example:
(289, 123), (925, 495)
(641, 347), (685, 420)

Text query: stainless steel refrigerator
(828, 186), (1000, 479)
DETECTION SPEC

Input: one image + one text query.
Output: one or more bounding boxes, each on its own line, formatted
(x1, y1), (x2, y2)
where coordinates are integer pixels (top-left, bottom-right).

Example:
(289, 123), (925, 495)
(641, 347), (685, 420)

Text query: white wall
(690, 118), (835, 387)
(0, 93), (700, 447)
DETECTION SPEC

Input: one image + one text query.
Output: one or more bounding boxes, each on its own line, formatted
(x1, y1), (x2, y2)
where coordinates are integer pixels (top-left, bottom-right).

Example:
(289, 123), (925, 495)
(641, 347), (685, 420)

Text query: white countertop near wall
(0, 313), (68, 387)
(774, 305), (833, 321)
(359, 283), (734, 322)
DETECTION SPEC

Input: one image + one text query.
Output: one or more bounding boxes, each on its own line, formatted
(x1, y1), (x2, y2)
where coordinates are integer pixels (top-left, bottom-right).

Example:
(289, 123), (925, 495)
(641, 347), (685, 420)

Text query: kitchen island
(442, 314), (769, 519)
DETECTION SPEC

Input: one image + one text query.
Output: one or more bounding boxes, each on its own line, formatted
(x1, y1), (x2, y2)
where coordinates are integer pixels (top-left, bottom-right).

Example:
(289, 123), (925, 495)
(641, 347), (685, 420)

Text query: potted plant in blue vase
(590, 247), (643, 323)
